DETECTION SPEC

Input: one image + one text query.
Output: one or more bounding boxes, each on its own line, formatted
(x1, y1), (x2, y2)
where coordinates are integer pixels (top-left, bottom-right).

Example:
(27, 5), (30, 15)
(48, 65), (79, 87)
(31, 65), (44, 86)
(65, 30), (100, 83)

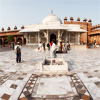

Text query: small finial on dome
(51, 10), (53, 14)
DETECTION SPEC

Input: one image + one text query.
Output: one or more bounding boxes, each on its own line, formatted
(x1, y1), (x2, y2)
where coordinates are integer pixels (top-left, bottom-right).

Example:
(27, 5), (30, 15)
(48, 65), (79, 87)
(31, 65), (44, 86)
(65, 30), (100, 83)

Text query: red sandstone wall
(90, 29), (100, 45)
(0, 30), (24, 45)
(64, 20), (92, 44)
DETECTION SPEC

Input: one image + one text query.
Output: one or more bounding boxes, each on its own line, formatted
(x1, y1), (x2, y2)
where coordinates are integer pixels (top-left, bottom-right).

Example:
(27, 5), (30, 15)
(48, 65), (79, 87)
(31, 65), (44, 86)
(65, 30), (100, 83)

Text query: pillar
(69, 32), (70, 43)
(14, 37), (17, 44)
(38, 32), (40, 44)
(47, 30), (49, 43)
(22, 37), (24, 45)
(29, 33), (30, 43)
(2, 38), (4, 46)
(36, 33), (38, 43)
(65, 31), (68, 43)
(78, 33), (80, 44)
(25, 33), (28, 45)
(58, 30), (60, 45)
(58, 30), (60, 40)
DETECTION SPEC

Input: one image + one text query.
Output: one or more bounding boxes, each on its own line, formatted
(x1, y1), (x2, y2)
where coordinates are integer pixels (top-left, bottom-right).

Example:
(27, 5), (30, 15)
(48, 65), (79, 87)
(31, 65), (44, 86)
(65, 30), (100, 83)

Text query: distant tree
(6, 35), (14, 43)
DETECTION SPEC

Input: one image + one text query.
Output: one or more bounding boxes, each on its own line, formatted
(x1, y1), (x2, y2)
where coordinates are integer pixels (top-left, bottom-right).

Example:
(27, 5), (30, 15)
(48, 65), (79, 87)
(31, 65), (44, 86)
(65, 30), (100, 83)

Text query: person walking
(50, 41), (53, 46)
(15, 42), (22, 63)
(39, 42), (42, 52)
(51, 41), (57, 58)
(47, 43), (50, 50)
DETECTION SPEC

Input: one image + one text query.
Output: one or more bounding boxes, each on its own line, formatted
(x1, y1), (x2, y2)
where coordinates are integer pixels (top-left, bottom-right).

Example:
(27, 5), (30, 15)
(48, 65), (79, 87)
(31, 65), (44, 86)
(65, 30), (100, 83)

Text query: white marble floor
(0, 46), (100, 99)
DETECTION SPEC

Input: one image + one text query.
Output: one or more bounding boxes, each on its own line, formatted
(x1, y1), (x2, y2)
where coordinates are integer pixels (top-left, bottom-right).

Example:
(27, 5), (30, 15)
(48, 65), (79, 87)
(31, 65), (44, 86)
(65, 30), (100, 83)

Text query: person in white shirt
(38, 42), (42, 52)
(51, 41), (57, 58)
(15, 42), (22, 63)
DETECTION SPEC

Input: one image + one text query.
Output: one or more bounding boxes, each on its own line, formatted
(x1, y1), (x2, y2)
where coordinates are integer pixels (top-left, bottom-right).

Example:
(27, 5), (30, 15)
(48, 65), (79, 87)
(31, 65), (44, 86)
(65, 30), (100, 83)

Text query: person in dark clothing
(15, 42), (22, 63)
(47, 43), (50, 50)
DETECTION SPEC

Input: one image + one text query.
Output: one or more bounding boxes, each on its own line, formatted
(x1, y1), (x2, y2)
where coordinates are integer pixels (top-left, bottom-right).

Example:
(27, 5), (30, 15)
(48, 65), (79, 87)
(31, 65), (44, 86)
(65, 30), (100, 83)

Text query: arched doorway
(50, 34), (56, 43)
(4, 39), (8, 44)
(17, 38), (22, 45)
(0, 39), (2, 45)
(24, 38), (26, 44)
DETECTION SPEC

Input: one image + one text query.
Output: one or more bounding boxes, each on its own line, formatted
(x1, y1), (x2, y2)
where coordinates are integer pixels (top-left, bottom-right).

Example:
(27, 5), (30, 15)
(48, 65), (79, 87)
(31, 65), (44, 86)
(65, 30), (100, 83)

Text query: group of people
(14, 41), (56, 63)
(58, 41), (70, 53)
(38, 41), (70, 58)
(38, 42), (51, 51)
(38, 41), (57, 58)
(14, 40), (70, 63)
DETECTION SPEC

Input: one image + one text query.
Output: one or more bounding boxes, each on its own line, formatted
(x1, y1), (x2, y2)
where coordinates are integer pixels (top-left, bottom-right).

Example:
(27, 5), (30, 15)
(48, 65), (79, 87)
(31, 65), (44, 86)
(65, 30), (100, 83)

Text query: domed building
(42, 11), (62, 24)
(20, 11), (86, 45)
(0, 11), (88, 46)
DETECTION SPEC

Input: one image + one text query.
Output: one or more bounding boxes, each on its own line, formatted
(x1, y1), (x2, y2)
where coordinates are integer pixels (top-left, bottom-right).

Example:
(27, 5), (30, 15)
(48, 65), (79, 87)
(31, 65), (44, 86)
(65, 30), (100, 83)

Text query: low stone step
(77, 73), (100, 100)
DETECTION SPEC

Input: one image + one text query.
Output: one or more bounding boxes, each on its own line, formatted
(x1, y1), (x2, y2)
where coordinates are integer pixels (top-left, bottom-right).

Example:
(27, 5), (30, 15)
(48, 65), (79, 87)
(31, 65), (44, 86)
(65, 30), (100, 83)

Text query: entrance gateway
(50, 33), (56, 43)
(0, 39), (2, 45)
(20, 11), (86, 45)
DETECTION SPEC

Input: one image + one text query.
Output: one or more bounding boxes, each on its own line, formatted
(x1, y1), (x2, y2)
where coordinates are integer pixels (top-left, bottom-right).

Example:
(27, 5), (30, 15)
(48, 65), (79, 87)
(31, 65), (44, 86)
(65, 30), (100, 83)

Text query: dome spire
(51, 10), (53, 15)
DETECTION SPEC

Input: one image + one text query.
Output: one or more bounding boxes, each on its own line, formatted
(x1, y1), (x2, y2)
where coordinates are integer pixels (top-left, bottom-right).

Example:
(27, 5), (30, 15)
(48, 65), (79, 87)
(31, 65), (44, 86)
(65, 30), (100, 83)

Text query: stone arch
(0, 39), (2, 45)
(50, 33), (56, 43)
(17, 37), (22, 45)
(24, 38), (26, 44)
(4, 39), (8, 44)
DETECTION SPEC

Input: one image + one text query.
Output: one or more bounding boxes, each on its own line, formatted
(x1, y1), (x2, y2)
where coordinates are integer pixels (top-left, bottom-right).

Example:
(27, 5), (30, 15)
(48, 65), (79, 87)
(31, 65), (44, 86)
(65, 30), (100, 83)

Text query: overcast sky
(0, 0), (100, 30)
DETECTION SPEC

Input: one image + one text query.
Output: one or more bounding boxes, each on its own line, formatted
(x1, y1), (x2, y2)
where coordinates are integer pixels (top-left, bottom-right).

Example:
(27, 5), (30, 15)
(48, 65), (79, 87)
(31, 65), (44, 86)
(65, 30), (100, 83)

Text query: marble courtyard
(0, 46), (100, 100)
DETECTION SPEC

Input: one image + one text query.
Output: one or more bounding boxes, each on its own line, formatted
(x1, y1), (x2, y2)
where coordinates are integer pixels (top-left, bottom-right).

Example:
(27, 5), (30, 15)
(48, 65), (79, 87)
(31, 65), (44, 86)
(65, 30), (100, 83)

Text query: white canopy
(19, 23), (86, 33)
(20, 24), (68, 33)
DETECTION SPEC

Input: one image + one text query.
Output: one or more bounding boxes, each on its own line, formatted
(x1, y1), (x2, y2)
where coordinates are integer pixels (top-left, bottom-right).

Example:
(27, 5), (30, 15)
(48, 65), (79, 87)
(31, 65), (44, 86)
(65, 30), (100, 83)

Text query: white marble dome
(42, 12), (62, 24)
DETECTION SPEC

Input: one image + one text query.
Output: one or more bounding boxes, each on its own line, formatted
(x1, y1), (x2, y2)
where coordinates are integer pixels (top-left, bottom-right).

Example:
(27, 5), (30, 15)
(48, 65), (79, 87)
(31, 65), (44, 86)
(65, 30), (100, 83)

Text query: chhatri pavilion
(20, 11), (86, 45)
